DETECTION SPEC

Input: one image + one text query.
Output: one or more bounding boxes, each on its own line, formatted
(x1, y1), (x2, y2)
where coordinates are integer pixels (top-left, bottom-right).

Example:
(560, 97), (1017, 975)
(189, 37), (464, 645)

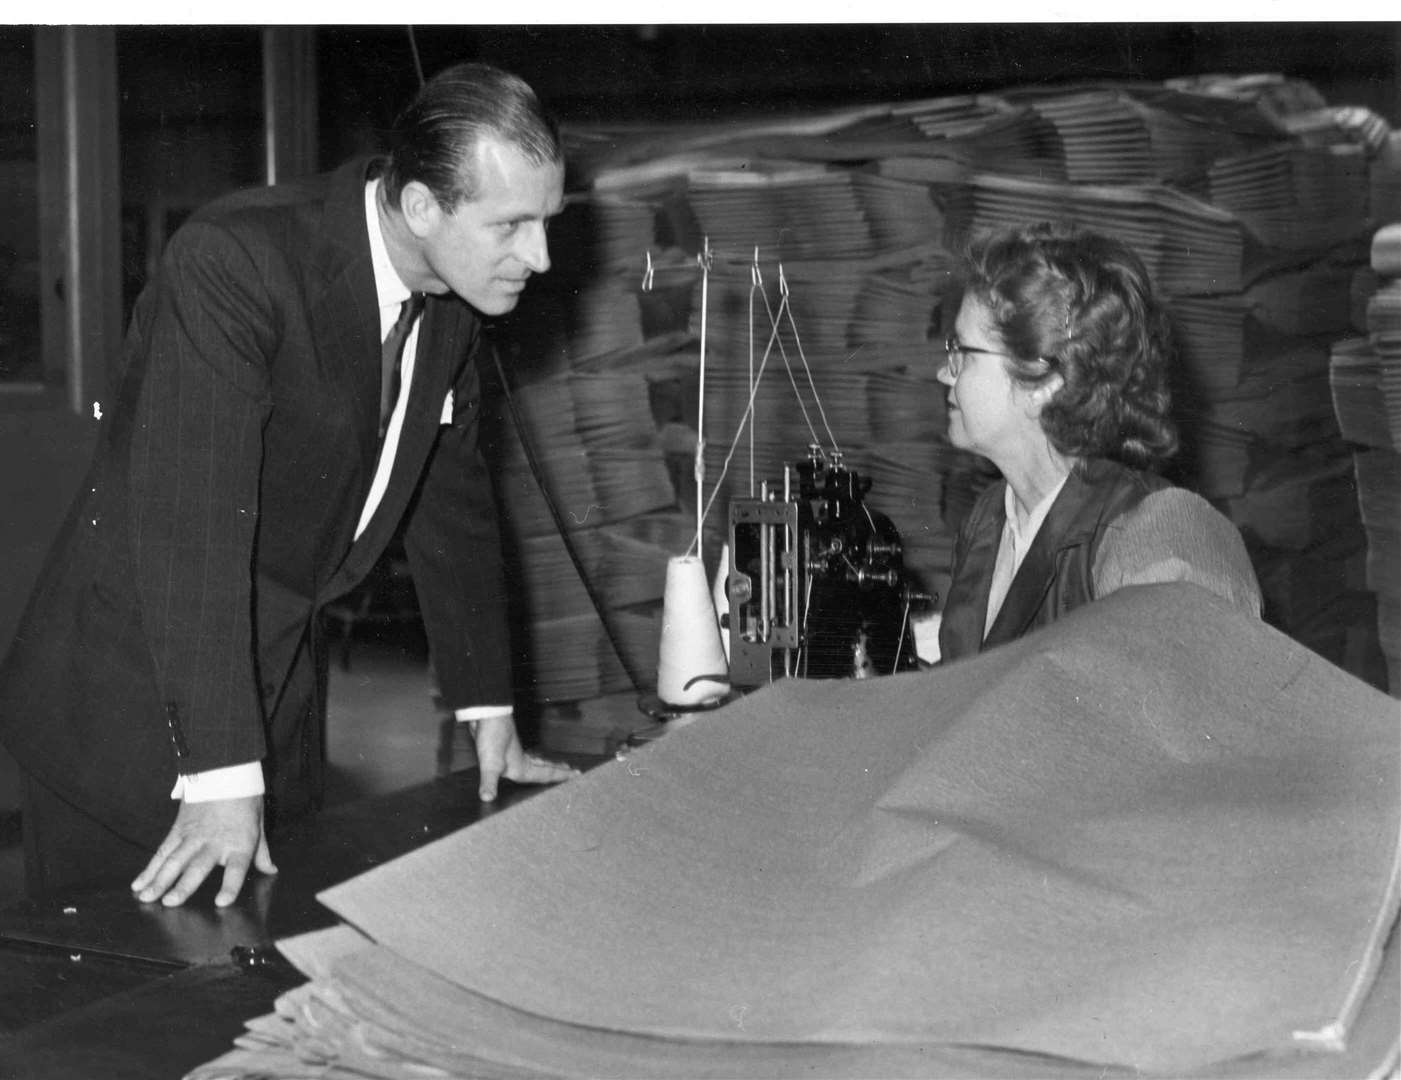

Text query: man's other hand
(130, 795), (277, 908)
(469, 714), (578, 802)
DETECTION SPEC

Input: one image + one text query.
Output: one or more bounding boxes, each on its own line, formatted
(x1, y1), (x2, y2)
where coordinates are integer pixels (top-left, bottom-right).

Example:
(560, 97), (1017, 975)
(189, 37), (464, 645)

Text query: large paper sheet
(308, 584), (1398, 1074)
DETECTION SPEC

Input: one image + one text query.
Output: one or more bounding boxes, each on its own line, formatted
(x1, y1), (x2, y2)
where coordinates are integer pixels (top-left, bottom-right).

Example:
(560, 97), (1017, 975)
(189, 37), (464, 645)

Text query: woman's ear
(1023, 372), (1064, 418)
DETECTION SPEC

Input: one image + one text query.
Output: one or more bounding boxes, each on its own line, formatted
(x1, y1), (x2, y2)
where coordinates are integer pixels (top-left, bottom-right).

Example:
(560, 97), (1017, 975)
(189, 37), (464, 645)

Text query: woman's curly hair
(960, 222), (1179, 470)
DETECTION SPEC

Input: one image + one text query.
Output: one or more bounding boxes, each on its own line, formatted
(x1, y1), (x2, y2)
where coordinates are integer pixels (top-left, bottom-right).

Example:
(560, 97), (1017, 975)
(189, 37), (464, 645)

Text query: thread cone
(657, 555), (730, 707)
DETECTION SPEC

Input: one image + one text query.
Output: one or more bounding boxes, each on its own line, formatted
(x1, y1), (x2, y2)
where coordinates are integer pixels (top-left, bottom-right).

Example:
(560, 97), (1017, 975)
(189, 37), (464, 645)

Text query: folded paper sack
(190, 583), (1401, 1079)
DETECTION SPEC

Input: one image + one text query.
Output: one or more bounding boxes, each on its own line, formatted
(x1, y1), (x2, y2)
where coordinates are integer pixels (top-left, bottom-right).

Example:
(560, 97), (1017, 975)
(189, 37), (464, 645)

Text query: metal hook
(778, 263), (789, 300)
(697, 236), (713, 274)
(751, 246), (762, 289)
(641, 250), (655, 292)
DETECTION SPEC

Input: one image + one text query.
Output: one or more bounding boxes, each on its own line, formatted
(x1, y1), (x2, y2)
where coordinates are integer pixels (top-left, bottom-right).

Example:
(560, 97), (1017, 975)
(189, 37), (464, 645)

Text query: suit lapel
(982, 531), (1059, 650)
(307, 159), (383, 484)
(939, 491), (1003, 660)
(983, 465), (1097, 649)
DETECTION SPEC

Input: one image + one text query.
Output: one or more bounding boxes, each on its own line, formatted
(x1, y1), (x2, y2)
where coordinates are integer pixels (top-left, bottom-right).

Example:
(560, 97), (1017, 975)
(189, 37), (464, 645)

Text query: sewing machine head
(725, 446), (931, 688)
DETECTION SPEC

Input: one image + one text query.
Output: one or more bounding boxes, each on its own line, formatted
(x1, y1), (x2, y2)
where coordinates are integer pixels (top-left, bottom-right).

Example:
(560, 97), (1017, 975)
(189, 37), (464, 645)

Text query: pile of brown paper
(191, 584), (1400, 1079)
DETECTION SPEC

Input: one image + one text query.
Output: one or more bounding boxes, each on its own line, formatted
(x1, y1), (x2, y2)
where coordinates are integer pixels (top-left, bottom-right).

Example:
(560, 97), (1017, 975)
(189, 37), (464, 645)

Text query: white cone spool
(657, 555), (730, 707)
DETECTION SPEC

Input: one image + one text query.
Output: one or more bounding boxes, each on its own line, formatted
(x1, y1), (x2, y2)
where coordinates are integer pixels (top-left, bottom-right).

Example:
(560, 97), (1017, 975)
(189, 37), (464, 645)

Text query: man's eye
(498, 221), (520, 236)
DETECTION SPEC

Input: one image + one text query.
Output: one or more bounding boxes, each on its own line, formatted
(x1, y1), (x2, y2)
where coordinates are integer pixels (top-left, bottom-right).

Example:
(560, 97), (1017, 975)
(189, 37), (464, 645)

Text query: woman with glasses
(935, 223), (1261, 662)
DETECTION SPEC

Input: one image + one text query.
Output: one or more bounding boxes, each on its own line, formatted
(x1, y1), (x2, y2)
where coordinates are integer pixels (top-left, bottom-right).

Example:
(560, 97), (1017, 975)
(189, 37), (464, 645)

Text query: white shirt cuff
(170, 761), (266, 802)
(454, 705), (513, 724)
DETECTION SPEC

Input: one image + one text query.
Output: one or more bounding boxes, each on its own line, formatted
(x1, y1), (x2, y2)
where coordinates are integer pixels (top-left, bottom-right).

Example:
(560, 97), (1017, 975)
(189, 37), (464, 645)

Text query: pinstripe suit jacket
(0, 157), (513, 842)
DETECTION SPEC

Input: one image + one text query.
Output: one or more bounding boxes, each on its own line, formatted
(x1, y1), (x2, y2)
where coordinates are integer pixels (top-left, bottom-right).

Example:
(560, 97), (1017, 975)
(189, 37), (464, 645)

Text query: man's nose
(519, 222), (550, 274)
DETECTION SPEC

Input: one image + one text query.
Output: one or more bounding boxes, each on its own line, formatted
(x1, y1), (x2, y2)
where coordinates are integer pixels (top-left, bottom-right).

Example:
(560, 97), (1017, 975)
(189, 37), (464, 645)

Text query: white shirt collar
(364, 179), (411, 314)
(1002, 471), (1070, 554)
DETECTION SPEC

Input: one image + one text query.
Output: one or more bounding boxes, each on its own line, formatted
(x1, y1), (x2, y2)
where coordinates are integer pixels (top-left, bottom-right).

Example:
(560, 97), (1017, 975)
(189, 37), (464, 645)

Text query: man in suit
(0, 62), (575, 908)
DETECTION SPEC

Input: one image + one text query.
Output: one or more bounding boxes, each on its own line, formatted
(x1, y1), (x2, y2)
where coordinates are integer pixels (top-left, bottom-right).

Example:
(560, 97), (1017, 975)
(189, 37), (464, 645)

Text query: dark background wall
(98, 23), (1401, 326)
(316, 24), (1399, 126)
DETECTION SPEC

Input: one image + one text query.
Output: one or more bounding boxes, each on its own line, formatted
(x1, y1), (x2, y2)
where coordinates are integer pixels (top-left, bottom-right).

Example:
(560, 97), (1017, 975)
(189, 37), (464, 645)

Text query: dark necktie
(380, 293), (425, 436)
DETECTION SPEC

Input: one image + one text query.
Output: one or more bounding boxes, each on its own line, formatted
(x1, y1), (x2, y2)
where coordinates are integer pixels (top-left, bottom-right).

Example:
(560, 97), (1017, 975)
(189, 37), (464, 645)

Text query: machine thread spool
(657, 555), (731, 707)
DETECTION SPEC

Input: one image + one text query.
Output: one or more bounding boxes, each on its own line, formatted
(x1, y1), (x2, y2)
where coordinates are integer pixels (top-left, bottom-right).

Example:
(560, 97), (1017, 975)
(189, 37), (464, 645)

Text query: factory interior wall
(0, 24), (1397, 799)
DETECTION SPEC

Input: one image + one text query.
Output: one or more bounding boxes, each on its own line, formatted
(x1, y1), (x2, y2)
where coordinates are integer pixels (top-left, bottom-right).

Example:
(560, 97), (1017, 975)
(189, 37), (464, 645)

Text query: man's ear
(398, 181), (443, 239)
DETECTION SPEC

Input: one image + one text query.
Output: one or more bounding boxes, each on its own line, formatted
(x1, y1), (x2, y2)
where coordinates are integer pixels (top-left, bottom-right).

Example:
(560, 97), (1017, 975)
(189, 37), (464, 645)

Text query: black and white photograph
(0, 17), (1397, 1079)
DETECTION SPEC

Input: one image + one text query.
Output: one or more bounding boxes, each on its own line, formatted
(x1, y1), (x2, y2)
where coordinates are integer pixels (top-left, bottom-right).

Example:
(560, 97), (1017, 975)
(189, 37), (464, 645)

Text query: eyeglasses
(940, 335), (1015, 378)
(940, 335), (1056, 378)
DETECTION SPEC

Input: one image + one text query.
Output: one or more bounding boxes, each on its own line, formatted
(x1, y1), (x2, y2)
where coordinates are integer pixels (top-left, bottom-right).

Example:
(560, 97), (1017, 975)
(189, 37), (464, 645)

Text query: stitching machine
(724, 445), (931, 688)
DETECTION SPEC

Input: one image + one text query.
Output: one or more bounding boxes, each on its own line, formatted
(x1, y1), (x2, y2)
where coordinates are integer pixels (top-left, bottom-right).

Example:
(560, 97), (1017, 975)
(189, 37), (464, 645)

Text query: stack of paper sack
(482, 74), (1399, 748)
(188, 584), (1399, 1080)
(1331, 220), (1401, 692)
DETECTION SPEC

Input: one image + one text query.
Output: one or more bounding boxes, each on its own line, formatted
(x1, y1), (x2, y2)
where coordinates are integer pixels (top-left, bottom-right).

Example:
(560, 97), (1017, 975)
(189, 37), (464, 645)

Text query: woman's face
(937, 295), (1045, 467)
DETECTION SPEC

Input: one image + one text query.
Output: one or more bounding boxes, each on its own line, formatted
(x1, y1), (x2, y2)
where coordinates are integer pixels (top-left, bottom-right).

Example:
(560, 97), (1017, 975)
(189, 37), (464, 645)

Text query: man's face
(417, 137), (565, 316)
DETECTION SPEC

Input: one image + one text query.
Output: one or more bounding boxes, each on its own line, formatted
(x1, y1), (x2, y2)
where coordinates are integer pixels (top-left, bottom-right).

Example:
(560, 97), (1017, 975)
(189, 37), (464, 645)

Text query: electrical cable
(405, 26), (425, 87)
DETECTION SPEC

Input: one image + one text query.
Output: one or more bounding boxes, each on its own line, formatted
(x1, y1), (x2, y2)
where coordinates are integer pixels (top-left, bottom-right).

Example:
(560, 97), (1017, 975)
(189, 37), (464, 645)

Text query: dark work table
(4, 754), (1397, 1080)
(0, 765), (589, 1079)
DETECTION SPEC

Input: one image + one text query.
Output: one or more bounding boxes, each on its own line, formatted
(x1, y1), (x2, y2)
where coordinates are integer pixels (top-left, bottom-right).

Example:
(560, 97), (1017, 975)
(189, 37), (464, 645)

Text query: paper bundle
(1202, 143), (1373, 251)
(519, 606), (661, 703)
(1331, 336), (1397, 451)
(854, 94), (1064, 180)
(512, 512), (694, 622)
(700, 245), (955, 353)
(1172, 263), (1360, 399)
(1331, 222), (1401, 691)
(189, 584), (1400, 1079)
(686, 165), (944, 263)
(485, 75), (1392, 727)
(963, 172), (1246, 296)
(1006, 85), (1274, 186)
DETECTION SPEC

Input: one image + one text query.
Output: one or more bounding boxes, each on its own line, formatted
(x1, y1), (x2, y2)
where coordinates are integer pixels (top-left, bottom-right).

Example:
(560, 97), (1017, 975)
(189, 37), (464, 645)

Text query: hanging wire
(406, 26), (426, 87)
(687, 249), (850, 561)
(686, 278), (792, 554)
(747, 264), (833, 459)
(892, 597), (914, 675)
(776, 265), (841, 460)
(797, 573), (815, 676)
(692, 237), (713, 561)
(747, 248), (761, 498)
(784, 268), (834, 459)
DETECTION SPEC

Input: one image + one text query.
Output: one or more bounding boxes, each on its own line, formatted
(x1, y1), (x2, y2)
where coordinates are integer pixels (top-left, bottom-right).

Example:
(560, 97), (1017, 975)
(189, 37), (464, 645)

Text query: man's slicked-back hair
(380, 62), (562, 209)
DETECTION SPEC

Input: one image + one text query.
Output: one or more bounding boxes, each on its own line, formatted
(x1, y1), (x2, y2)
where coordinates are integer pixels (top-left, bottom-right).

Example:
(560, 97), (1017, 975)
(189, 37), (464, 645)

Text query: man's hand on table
(127, 719), (574, 906)
(131, 794), (277, 908)
(469, 714), (578, 802)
